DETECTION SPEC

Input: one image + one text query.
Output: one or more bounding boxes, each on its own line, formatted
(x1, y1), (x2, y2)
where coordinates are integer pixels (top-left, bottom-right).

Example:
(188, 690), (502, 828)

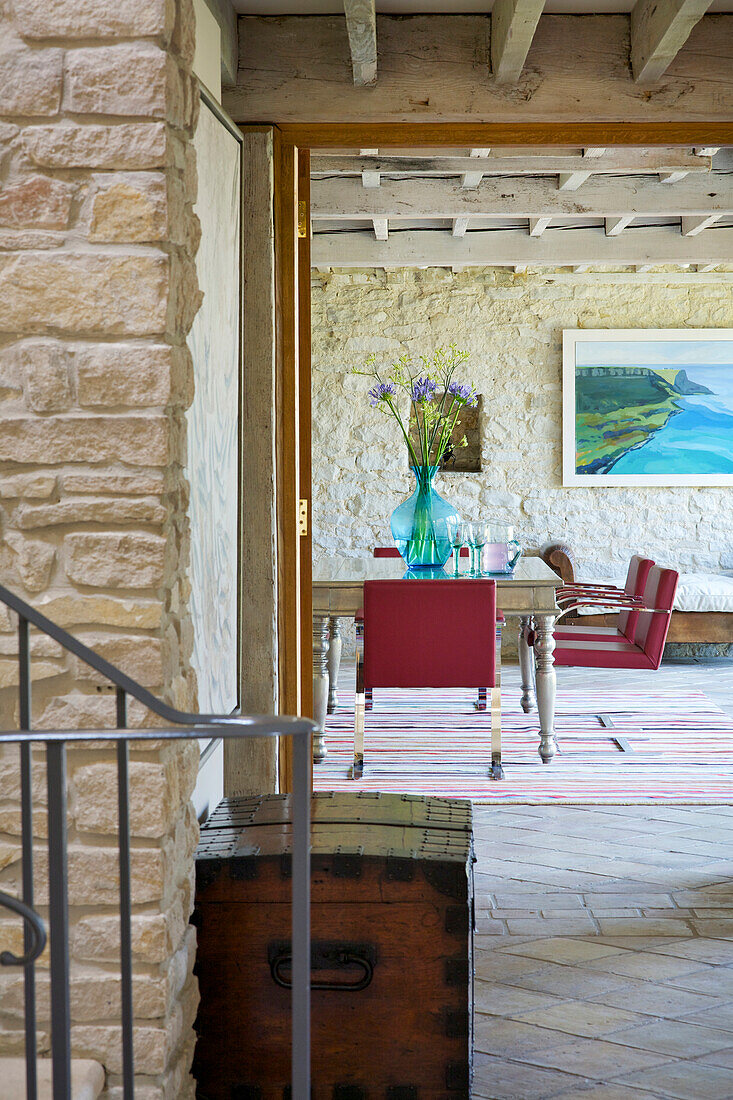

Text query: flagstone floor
(472, 659), (733, 1100)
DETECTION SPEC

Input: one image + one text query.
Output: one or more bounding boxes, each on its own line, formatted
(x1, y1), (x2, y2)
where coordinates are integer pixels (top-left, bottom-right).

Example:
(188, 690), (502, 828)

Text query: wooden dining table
(312, 554), (562, 768)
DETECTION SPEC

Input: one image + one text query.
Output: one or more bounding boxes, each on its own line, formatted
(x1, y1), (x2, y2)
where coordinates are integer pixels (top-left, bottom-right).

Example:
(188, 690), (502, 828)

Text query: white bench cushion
(2, 1057), (105, 1100)
(575, 571), (733, 615)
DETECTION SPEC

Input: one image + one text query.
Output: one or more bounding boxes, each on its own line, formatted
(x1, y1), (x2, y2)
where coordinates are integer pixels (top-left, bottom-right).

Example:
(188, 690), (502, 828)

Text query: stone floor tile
(475, 953), (549, 983)
(506, 918), (599, 936)
(648, 939), (733, 965)
(615, 1059), (733, 1099)
(475, 980), (568, 1017)
(693, 908), (733, 919)
(666, 966), (733, 997)
(588, 978), (726, 1018)
(697, 1049), (733, 1070)
(493, 894), (587, 909)
(511, 1000), (647, 1039)
(474, 1016), (580, 1057)
(517, 1037), (670, 1078)
(690, 920), (733, 939)
(577, 936), (690, 952)
(579, 952), (709, 981)
(582, 894), (673, 909)
(499, 938), (628, 964)
(683, 1003), (733, 1031)
(608, 1018), (733, 1057)
(507, 962), (634, 999)
(596, 919), (694, 937)
(472, 1055), (590, 1100)
(550, 1087), (669, 1100)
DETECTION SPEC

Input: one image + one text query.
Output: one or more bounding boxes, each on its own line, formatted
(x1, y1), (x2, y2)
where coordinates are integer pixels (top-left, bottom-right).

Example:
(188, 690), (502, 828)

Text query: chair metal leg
(351, 620), (365, 779)
(491, 623), (504, 779)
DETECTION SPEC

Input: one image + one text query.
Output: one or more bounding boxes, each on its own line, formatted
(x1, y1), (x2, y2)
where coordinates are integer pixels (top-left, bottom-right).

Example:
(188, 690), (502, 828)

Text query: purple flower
(447, 381), (477, 406)
(368, 382), (396, 407)
(411, 376), (438, 402)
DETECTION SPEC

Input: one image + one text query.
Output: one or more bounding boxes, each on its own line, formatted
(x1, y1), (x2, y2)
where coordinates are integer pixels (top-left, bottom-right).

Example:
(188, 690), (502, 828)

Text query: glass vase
(390, 465), (460, 568)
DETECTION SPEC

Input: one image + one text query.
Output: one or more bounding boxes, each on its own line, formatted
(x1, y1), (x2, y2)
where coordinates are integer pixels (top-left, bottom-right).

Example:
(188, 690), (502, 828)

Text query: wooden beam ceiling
(311, 226), (733, 267)
(631, 0), (715, 84)
(491, 0), (545, 84)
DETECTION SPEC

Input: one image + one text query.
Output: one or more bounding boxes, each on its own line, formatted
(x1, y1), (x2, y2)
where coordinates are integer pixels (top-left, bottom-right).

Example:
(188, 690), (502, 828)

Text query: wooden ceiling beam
(491, 0), (545, 83)
(311, 151), (711, 178)
(310, 174), (730, 221)
(311, 226), (733, 267)
(631, 0), (715, 84)
(343, 0), (377, 86)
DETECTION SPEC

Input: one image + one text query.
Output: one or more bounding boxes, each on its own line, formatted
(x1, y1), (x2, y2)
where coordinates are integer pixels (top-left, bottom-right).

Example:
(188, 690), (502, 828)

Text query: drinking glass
(446, 518), (466, 578)
(467, 522), (489, 576)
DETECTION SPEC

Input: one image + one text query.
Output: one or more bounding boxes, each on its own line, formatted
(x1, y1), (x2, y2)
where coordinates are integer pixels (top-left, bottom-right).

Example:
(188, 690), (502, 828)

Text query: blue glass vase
(390, 465), (459, 568)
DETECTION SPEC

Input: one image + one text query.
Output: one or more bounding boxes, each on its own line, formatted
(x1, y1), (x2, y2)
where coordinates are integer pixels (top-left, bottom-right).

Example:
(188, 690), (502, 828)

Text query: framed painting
(563, 329), (733, 487)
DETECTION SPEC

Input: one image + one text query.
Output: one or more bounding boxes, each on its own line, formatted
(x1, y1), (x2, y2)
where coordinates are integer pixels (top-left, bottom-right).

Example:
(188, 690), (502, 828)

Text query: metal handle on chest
(268, 940), (376, 992)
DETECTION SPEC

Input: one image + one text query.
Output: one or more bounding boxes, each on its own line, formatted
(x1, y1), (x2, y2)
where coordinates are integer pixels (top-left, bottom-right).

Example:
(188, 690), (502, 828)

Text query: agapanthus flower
(411, 376), (438, 402)
(447, 381), (477, 406)
(368, 382), (396, 407)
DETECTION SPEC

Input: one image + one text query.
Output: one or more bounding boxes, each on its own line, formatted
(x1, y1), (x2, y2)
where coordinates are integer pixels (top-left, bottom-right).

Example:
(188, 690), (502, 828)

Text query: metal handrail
(0, 584), (314, 1100)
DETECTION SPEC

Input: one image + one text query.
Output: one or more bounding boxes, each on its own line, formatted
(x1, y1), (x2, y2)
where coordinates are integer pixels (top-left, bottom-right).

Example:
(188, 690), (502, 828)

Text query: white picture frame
(562, 328), (733, 487)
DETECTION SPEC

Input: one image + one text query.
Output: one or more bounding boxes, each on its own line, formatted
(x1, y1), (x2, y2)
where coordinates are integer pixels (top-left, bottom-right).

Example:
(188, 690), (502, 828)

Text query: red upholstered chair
(553, 565), (679, 670)
(554, 555), (655, 646)
(353, 579), (503, 780)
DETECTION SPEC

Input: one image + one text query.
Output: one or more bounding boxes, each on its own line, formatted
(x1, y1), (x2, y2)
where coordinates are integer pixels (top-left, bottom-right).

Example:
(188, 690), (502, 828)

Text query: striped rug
(313, 684), (733, 804)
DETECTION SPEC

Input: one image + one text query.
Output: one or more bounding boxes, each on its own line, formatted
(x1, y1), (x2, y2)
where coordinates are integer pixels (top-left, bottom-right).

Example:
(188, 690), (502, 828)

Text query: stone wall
(0, 0), (203, 1095)
(312, 267), (733, 599)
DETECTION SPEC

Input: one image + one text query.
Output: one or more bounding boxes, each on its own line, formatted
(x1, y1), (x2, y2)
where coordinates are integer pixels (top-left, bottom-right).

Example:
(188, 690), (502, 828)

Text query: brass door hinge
(298, 200), (308, 239)
(298, 499), (308, 536)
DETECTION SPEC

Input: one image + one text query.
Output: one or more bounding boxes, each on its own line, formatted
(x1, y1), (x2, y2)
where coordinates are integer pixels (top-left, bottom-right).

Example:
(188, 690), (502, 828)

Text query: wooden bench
(539, 542), (733, 645)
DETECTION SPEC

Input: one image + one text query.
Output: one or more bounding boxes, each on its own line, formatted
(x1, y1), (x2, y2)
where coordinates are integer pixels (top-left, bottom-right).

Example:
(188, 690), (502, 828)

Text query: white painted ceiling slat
(372, 216), (389, 239)
(491, 0), (546, 83)
(529, 217), (552, 236)
(558, 170), (593, 190)
(631, 0), (715, 84)
(452, 217), (470, 236)
(344, 0), (378, 85)
(310, 173), (732, 220)
(605, 215), (635, 236)
(311, 226), (733, 267)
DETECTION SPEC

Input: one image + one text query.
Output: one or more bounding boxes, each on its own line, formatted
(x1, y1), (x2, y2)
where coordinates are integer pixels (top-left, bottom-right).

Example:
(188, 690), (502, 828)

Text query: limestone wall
(312, 268), (733, 584)
(0, 1), (203, 1095)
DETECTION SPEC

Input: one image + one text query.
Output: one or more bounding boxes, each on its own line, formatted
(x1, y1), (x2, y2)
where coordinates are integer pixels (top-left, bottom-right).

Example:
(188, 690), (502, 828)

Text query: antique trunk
(192, 791), (475, 1100)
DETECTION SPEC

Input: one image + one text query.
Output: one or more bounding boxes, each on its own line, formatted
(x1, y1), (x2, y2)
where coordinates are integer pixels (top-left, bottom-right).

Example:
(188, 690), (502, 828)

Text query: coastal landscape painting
(563, 330), (733, 486)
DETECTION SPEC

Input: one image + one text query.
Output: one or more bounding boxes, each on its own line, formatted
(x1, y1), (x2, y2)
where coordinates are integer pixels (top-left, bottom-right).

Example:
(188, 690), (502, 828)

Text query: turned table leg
(326, 616), (342, 714)
(312, 615), (330, 764)
(518, 615), (536, 714)
(534, 613), (558, 764)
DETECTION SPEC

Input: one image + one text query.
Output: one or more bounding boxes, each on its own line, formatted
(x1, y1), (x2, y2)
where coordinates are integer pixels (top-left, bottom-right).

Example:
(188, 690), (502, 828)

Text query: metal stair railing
(0, 582), (314, 1100)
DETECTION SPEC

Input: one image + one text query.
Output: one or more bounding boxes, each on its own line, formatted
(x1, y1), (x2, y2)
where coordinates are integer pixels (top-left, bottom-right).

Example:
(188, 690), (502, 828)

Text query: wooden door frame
(273, 119), (733, 789)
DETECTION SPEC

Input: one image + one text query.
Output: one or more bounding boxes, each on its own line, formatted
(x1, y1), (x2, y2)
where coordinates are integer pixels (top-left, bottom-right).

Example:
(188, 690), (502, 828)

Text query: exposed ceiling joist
(558, 171), (592, 190)
(529, 217), (552, 236)
(310, 174), (731, 222)
(343, 0), (377, 86)
(681, 213), (721, 235)
(461, 148), (491, 189)
(605, 216), (635, 236)
(631, 0), (715, 84)
(452, 217), (469, 237)
(491, 0), (546, 84)
(311, 151), (712, 179)
(372, 217), (389, 240)
(311, 226), (733, 267)
(360, 147), (380, 187)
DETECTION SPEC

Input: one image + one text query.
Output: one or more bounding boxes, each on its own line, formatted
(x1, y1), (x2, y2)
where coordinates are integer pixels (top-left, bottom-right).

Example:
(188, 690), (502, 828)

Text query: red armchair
(354, 579), (503, 780)
(554, 554), (655, 646)
(553, 565), (679, 670)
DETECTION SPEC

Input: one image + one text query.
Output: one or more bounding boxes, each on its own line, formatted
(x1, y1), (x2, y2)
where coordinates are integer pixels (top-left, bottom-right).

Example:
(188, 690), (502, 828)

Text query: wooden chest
(192, 792), (475, 1100)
